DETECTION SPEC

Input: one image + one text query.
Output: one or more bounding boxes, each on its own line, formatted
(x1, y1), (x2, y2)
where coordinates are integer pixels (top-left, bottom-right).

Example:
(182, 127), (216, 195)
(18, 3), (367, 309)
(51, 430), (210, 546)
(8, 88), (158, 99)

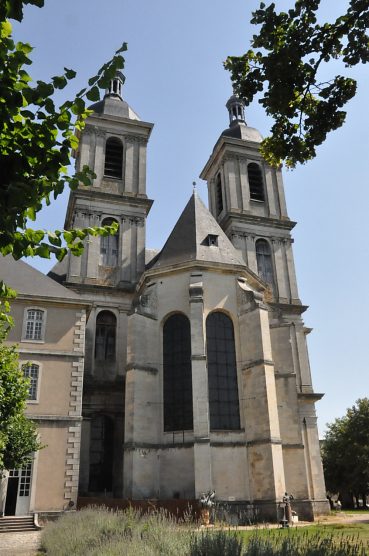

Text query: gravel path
(0, 531), (42, 556)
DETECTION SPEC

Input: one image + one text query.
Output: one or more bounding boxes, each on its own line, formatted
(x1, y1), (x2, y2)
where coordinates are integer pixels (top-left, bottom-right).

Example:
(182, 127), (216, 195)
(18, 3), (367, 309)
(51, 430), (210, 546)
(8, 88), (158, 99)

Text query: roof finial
(192, 181), (197, 193)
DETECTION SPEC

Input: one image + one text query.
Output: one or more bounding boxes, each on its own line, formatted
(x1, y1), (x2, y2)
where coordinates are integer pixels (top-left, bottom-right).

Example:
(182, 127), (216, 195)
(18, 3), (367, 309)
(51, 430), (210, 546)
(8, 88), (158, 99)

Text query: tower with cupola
(200, 94), (300, 306)
(50, 75), (155, 499)
(63, 72), (153, 291)
(200, 95), (328, 519)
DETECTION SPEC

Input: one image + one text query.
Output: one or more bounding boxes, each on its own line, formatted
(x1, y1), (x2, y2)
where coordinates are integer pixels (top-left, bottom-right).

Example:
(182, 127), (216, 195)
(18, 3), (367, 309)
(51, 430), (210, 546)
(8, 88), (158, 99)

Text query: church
(0, 74), (329, 522)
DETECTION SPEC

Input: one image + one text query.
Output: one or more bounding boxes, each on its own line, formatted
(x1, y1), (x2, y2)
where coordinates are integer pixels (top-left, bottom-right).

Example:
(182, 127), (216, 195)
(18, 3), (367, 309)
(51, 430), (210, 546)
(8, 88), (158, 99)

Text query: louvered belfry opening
(104, 137), (123, 179)
(216, 173), (223, 215)
(248, 162), (264, 201)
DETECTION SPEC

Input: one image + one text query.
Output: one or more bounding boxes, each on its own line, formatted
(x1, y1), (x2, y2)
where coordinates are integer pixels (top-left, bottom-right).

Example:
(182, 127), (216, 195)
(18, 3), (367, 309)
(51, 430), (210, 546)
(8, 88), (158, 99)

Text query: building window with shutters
(100, 218), (118, 266)
(163, 313), (193, 432)
(248, 162), (265, 201)
(22, 363), (40, 401)
(104, 137), (123, 179)
(206, 311), (240, 431)
(256, 239), (275, 288)
(22, 308), (46, 342)
(95, 311), (117, 362)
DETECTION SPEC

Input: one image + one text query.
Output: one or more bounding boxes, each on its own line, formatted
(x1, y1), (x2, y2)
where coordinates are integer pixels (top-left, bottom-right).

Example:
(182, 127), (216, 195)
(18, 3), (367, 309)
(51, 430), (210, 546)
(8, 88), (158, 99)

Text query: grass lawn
(239, 522), (369, 549)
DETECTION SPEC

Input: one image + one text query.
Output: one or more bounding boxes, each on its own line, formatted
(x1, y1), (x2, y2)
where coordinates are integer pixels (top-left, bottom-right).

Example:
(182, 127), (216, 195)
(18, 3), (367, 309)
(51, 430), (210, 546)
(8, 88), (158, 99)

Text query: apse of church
(47, 77), (329, 521)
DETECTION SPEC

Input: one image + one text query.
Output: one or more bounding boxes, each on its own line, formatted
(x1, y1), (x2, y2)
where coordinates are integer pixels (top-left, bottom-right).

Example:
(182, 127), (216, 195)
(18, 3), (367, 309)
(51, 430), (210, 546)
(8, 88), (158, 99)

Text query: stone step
(0, 516), (38, 533)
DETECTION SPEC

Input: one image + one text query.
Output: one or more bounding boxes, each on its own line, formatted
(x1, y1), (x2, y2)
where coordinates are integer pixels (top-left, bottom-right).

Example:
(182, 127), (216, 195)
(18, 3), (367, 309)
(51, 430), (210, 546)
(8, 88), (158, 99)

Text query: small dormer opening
(206, 234), (218, 247)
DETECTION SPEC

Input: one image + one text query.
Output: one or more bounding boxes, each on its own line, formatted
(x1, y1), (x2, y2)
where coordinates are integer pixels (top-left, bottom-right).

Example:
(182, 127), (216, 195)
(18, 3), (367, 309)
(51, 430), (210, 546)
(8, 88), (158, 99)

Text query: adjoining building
(0, 258), (88, 518)
(0, 76), (329, 521)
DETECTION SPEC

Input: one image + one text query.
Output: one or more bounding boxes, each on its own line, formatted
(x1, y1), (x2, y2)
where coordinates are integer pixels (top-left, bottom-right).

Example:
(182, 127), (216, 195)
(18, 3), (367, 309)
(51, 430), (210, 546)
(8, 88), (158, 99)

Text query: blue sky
(13, 0), (369, 434)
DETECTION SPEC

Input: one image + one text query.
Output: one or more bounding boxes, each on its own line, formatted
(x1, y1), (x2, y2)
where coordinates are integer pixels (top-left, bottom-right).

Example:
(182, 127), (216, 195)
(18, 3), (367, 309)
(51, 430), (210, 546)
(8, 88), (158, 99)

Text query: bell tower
(200, 94), (300, 305)
(64, 73), (154, 291)
(200, 96), (329, 520)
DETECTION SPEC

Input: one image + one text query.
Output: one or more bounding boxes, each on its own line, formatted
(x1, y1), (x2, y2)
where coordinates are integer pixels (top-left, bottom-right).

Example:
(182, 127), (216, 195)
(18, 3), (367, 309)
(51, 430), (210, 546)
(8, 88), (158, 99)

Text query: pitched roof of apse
(148, 192), (245, 270)
(0, 256), (81, 301)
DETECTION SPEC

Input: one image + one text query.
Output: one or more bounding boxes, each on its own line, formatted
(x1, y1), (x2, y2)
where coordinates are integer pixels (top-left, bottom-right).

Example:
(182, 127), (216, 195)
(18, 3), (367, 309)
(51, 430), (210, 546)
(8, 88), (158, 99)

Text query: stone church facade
(0, 75), (329, 521)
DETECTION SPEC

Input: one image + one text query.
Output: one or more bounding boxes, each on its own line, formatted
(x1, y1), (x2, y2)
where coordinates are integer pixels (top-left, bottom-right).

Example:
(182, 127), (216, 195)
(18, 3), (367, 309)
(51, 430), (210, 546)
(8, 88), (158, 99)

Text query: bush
(41, 508), (368, 556)
(40, 506), (192, 556)
(189, 529), (243, 555)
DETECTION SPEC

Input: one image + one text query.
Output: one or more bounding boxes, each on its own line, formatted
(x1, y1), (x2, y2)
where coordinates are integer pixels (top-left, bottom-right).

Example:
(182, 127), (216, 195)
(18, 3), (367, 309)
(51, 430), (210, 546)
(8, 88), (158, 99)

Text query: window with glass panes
(100, 218), (118, 266)
(19, 464), (32, 496)
(25, 309), (44, 340)
(206, 312), (240, 430)
(95, 311), (116, 361)
(256, 239), (275, 288)
(163, 313), (193, 431)
(22, 364), (39, 400)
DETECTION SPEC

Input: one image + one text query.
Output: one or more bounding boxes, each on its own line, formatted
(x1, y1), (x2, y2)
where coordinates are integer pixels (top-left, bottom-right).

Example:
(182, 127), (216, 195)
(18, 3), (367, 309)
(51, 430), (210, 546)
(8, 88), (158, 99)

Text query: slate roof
(221, 121), (263, 143)
(0, 256), (81, 301)
(148, 192), (245, 270)
(89, 95), (140, 120)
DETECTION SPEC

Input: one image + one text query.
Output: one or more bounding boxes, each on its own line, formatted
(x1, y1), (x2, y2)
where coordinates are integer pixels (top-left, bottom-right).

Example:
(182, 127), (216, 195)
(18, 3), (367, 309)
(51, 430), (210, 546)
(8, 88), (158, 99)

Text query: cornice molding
(298, 392), (324, 402)
(124, 134), (148, 145)
(221, 212), (296, 232)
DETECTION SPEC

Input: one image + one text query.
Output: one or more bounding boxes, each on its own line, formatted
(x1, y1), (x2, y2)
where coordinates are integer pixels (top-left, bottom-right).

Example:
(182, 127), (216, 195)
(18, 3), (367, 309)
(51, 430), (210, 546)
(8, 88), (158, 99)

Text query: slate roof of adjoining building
(0, 256), (81, 300)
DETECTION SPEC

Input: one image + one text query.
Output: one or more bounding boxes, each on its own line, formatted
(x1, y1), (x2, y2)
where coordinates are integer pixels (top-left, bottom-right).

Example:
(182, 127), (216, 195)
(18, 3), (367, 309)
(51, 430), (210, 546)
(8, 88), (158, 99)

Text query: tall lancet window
(104, 137), (123, 179)
(206, 312), (240, 430)
(248, 162), (265, 201)
(256, 239), (275, 288)
(215, 173), (223, 216)
(95, 311), (117, 362)
(163, 313), (193, 432)
(100, 218), (118, 266)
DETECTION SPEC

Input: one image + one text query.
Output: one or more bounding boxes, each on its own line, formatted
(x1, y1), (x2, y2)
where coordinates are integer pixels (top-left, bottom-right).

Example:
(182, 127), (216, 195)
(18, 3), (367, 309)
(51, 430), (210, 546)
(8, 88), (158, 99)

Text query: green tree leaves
(0, 0), (126, 472)
(225, 0), (369, 168)
(0, 292), (41, 470)
(0, 5), (124, 261)
(322, 398), (369, 505)
(0, 343), (42, 470)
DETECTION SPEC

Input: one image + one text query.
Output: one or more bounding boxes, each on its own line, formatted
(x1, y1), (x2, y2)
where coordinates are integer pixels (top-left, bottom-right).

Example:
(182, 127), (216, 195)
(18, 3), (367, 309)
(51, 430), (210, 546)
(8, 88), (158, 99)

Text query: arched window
(22, 363), (39, 400)
(256, 239), (275, 287)
(215, 173), (223, 216)
(206, 312), (240, 430)
(104, 137), (123, 179)
(95, 311), (116, 361)
(100, 218), (118, 266)
(248, 162), (264, 201)
(163, 314), (193, 431)
(24, 309), (45, 341)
